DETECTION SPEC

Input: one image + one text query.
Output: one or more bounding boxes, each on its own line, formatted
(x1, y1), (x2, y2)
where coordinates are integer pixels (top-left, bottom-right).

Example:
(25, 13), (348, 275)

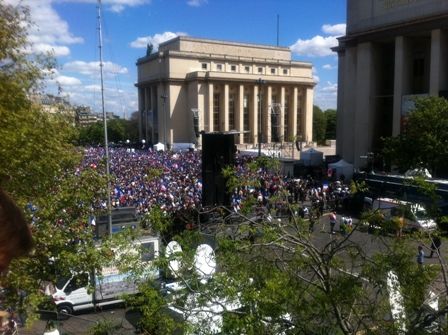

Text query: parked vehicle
(52, 235), (160, 318)
(365, 197), (437, 232)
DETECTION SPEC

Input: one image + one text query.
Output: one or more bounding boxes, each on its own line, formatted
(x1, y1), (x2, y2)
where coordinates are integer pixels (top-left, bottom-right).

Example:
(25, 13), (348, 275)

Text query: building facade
(136, 36), (315, 147)
(335, 0), (448, 168)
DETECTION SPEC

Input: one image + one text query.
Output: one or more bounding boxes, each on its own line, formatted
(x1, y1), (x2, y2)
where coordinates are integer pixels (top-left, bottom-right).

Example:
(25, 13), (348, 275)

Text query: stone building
(334, 0), (448, 168)
(135, 36), (315, 147)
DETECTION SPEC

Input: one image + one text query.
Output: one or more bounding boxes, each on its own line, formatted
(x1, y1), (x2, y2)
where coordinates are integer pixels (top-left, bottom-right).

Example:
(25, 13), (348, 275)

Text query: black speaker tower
(202, 132), (236, 207)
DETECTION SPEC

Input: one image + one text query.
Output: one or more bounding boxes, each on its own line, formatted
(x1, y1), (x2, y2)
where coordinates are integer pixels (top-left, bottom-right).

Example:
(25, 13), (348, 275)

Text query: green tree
(324, 108), (337, 140)
(77, 118), (138, 146)
(382, 96), (448, 177)
(312, 105), (326, 144)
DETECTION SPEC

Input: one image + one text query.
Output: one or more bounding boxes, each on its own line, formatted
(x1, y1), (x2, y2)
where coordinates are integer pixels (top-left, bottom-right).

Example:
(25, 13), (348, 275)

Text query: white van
(372, 198), (437, 232)
(52, 235), (160, 318)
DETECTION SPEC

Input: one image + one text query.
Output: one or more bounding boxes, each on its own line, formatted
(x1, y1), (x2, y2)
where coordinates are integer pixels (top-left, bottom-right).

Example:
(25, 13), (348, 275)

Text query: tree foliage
(382, 96), (448, 176)
(325, 108), (337, 140)
(76, 118), (139, 146)
(312, 105), (326, 144)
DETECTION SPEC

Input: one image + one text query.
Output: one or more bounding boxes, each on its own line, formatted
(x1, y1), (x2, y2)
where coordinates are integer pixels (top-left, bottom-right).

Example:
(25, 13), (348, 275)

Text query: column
(280, 86), (285, 142)
(250, 85), (259, 144)
(304, 87), (313, 144)
(342, 47), (357, 163)
(354, 42), (374, 168)
(264, 85), (272, 143)
(236, 84), (244, 144)
(290, 87), (298, 140)
(157, 84), (165, 144)
(336, 51), (345, 158)
(144, 87), (150, 142)
(393, 36), (411, 136)
(430, 29), (448, 96)
(138, 87), (144, 140)
(207, 83), (214, 132)
(223, 84), (229, 131)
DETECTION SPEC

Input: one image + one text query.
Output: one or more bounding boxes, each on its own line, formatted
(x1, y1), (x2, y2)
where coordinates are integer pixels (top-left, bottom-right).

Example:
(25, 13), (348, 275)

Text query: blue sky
(9, 0), (346, 118)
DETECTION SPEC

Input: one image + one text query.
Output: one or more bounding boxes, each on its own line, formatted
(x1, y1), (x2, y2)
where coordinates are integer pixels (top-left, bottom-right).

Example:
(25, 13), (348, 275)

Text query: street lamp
(256, 78), (266, 157)
(161, 94), (168, 147)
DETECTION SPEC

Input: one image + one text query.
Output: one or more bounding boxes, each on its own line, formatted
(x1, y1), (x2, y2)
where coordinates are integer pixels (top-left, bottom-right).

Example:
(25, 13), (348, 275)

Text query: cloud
(130, 31), (188, 49)
(48, 75), (82, 86)
(29, 43), (71, 57)
(290, 22), (345, 58)
(187, 0), (207, 7)
(322, 23), (346, 36)
(314, 81), (338, 110)
(63, 61), (128, 77)
(56, 0), (150, 13)
(290, 35), (339, 57)
(321, 81), (338, 93)
(322, 64), (335, 70)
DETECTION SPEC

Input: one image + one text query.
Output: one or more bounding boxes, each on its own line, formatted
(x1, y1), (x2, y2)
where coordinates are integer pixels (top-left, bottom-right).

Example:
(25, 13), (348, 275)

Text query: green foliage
(382, 96), (448, 176)
(76, 119), (139, 146)
(313, 105), (327, 144)
(325, 108), (337, 140)
(88, 319), (123, 335)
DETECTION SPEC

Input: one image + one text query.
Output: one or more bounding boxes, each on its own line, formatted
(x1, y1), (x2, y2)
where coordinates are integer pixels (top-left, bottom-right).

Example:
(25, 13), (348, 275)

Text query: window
(271, 68), (276, 75)
(202, 63), (208, 70)
(217, 64), (223, 71)
(283, 69), (288, 75)
(244, 66), (250, 73)
(231, 65), (237, 72)
(258, 67), (263, 74)
(243, 95), (250, 143)
(229, 94), (236, 130)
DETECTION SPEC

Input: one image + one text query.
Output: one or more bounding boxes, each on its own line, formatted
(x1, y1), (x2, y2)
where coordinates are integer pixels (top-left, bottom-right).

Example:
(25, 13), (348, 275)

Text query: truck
(51, 235), (160, 318)
(368, 197), (437, 232)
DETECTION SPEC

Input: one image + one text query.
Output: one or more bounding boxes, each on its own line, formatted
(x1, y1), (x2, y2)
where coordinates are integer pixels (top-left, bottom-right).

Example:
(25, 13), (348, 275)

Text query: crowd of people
(80, 147), (351, 222)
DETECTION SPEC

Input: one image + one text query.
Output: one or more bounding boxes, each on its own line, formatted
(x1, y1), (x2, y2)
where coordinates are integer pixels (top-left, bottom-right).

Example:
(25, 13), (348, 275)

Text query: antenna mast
(97, 0), (113, 236)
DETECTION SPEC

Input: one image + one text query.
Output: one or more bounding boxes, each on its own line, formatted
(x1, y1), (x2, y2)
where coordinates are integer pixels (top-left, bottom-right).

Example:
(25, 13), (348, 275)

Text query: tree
(76, 118), (139, 146)
(325, 108), (337, 140)
(131, 157), (448, 334)
(312, 105), (326, 144)
(0, 3), (79, 202)
(382, 96), (448, 177)
(0, 3), (121, 324)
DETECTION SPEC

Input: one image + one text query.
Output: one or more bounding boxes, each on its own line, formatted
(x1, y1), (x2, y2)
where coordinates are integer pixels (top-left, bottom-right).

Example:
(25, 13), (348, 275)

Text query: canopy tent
(153, 142), (165, 151)
(328, 159), (354, 181)
(300, 148), (323, 166)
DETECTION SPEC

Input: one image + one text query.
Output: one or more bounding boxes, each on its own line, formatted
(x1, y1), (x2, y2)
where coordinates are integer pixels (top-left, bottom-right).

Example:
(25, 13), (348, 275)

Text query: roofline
(159, 35), (291, 52)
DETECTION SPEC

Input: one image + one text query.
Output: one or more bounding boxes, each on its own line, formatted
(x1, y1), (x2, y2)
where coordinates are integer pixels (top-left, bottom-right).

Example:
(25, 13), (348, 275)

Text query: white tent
(153, 142), (165, 151)
(300, 148), (323, 166)
(328, 159), (354, 181)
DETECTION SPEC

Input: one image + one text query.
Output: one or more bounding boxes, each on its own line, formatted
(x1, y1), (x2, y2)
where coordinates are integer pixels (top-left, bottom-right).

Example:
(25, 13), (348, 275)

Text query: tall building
(335, 0), (448, 168)
(136, 36), (315, 146)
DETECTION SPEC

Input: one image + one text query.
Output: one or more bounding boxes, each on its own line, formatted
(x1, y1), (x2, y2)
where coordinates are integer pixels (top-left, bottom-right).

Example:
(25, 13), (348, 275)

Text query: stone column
(342, 46), (357, 163)
(138, 87), (144, 140)
(354, 42), (375, 168)
(207, 83), (214, 132)
(291, 87), (298, 140)
(144, 86), (150, 143)
(223, 84), (229, 131)
(430, 29), (448, 96)
(250, 85), (259, 144)
(280, 86), (285, 142)
(265, 85), (272, 143)
(236, 84), (244, 144)
(304, 87), (313, 144)
(393, 36), (411, 136)
(336, 51), (345, 158)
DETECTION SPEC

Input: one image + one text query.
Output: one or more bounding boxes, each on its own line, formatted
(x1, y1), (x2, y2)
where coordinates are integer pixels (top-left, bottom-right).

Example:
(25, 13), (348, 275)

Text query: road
(20, 213), (446, 334)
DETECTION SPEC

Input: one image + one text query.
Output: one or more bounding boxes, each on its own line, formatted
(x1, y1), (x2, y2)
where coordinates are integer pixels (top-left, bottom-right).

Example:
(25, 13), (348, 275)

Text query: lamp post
(256, 78), (266, 157)
(161, 94), (168, 147)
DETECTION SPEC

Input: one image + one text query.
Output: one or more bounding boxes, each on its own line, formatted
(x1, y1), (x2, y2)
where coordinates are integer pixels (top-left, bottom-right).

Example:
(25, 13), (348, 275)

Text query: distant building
(33, 94), (75, 123)
(334, 0), (448, 168)
(136, 36), (315, 146)
(75, 106), (100, 126)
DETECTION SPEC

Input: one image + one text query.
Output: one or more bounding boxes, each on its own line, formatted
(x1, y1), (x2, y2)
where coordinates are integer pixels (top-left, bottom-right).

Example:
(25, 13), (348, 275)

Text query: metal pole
(97, 0), (112, 236)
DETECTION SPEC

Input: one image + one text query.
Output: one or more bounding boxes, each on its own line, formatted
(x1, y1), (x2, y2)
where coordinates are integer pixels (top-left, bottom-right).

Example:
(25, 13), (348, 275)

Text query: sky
(7, 0), (346, 118)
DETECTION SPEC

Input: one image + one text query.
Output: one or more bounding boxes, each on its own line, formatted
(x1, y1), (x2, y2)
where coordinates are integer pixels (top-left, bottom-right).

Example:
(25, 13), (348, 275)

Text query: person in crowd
(329, 211), (337, 234)
(417, 245), (425, 266)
